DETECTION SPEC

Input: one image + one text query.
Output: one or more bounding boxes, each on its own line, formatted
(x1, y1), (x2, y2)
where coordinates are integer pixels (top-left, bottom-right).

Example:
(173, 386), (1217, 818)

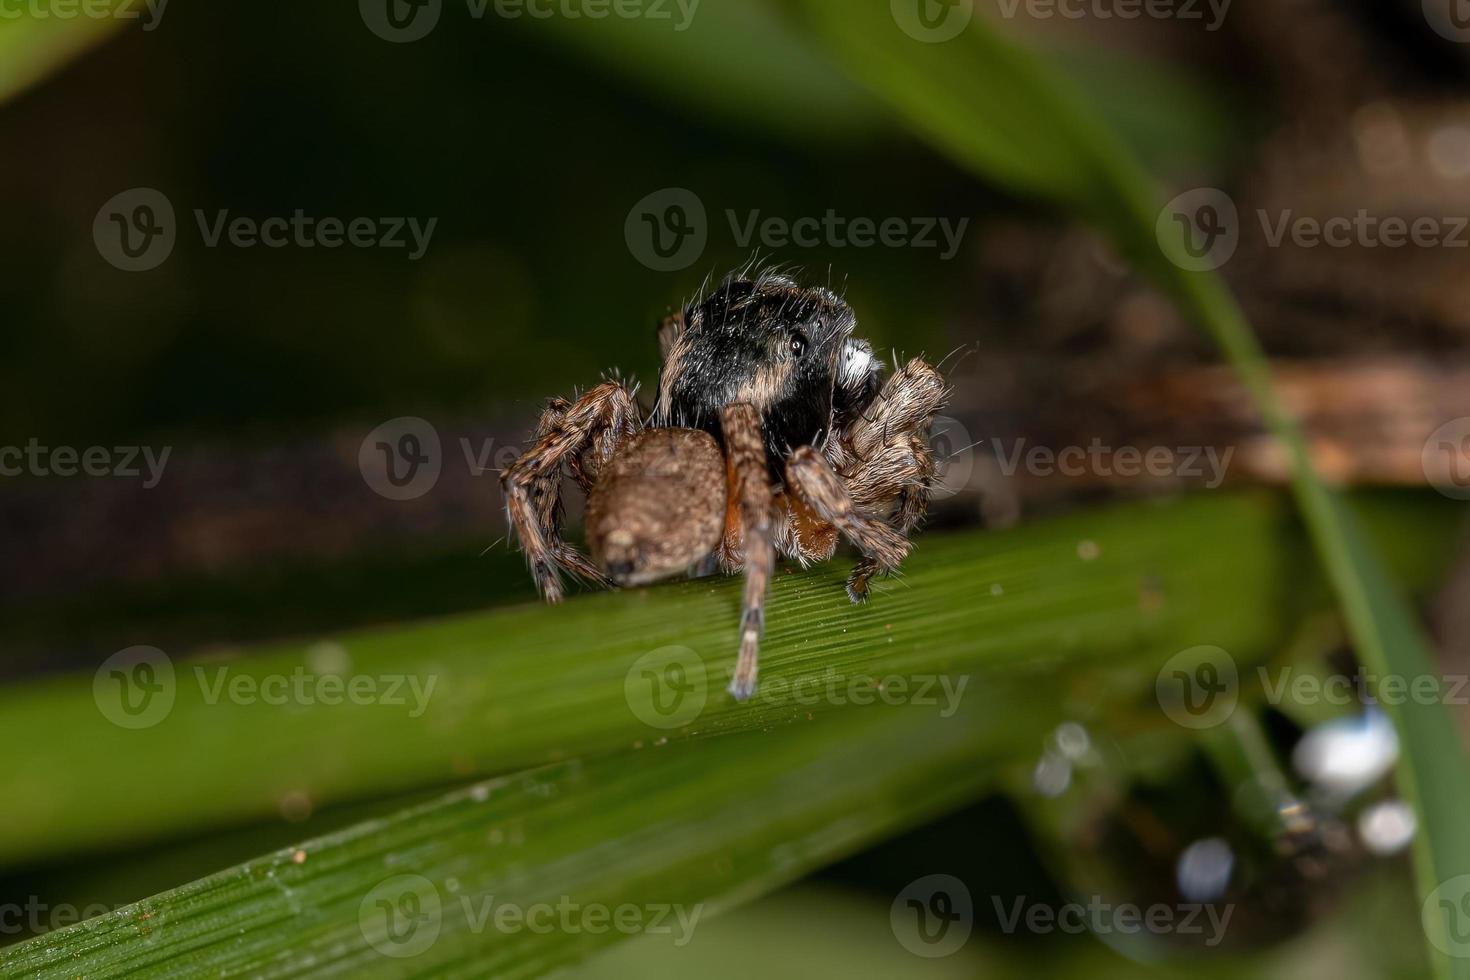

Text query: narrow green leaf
(8, 493), (1458, 975)
(0, 5), (125, 106)
(0, 492), (1453, 974)
(2, 492), (1452, 868)
(0, 689), (1043, 977)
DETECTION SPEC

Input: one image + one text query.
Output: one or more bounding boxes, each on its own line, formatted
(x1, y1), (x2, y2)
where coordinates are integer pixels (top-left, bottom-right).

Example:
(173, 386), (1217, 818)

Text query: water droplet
(1177, 837), (1234, 901)
(1358, 799), (1416, 855)
(1292, 708), (1398, 795)
(1053, 722), (1091, 761)
(1033, 750), (1071, 797)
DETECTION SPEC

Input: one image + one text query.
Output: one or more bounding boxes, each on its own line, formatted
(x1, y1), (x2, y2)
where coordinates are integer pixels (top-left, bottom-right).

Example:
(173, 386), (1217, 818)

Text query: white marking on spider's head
(839, 338), (876, 388)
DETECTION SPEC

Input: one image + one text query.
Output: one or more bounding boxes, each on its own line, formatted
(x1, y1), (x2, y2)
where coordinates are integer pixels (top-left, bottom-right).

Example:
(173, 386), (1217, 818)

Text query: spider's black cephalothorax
(652, 272), (859, 477)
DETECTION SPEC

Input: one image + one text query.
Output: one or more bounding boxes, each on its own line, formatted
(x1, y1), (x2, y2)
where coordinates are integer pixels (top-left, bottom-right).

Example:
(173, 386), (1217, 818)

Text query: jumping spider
(501, 270), (949, 699)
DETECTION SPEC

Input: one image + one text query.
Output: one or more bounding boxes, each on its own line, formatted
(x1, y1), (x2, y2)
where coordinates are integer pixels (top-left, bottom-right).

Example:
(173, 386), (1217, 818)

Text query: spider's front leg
(719, 402), (776, 701)
(840, 357), (949, 602)
(501, 381), (639, 602)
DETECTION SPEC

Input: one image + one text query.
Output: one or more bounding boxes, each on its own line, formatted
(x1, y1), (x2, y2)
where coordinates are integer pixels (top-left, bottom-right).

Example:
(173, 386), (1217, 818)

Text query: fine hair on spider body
(501, 268), (949, 700)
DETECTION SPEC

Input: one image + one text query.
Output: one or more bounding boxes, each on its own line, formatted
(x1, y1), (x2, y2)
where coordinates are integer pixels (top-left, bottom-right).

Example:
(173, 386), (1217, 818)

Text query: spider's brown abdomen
(585, 427), (725, 587)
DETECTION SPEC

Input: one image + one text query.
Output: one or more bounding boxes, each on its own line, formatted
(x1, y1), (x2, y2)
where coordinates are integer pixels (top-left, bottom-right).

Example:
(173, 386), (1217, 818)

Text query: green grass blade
(0, 690), (1047, 977)
(788, 6), (1470, 976)
(0, 5), (128, 106)
(0, 492), (1454, 974)
(0, 492), (1450, 867)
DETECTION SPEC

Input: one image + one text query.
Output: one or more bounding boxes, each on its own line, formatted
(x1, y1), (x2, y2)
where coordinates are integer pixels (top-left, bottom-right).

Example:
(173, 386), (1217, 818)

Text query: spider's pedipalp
(844, 356), (949, 461)
(836, 355), (947, 601)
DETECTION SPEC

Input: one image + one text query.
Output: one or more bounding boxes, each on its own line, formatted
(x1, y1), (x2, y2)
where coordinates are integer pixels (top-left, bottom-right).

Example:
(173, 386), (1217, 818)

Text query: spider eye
(787, 331), (808, 358)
